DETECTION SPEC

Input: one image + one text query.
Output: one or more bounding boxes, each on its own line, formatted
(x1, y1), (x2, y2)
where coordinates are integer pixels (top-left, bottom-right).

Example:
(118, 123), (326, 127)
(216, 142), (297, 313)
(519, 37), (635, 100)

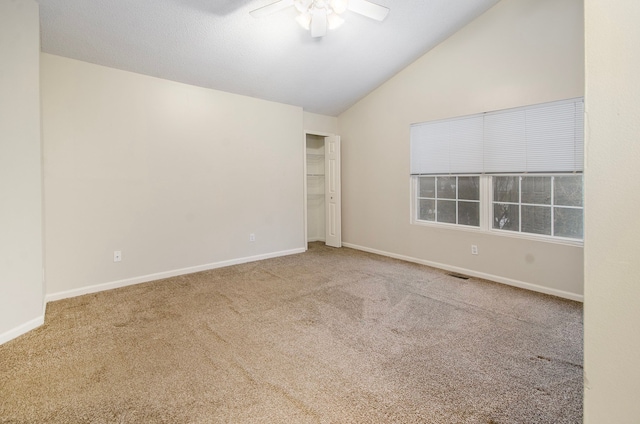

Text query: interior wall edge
(45, 247), (306, 303)
(0, 0), (44, 345)
(343, 242), (583, 302)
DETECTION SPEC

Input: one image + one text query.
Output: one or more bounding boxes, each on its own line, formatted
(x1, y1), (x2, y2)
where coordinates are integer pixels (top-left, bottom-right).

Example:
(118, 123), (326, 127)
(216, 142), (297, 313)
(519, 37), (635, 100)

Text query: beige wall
(303, 111), (338, 135)
(584, 1), (640, 421)
(337, 0), (584, 299)
(42, 54), (305, 298)
(0, 0), (44, 343)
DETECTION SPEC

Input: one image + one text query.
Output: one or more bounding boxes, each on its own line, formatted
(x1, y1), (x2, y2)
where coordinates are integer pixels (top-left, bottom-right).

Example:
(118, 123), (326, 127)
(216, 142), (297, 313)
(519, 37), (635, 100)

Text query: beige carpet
(0, 243), (583, 423)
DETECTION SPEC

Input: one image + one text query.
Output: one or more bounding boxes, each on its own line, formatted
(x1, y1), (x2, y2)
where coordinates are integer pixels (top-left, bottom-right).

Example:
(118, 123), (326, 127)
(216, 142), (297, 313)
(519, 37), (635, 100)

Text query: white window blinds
(410, 98), (584, 175)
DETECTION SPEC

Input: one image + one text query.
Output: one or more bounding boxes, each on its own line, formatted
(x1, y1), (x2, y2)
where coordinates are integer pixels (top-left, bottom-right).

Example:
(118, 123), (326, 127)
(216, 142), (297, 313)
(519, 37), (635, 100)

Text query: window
(412, 174), (583, 242)
(417, 176), (480, 226)
(492, 175), (583, 239)
(410, 98), (584, 244)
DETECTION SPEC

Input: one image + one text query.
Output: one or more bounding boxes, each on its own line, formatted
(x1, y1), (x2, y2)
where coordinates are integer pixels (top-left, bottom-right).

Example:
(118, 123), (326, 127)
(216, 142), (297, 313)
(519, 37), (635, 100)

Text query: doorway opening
(304, 132), (341, 249)
(306, 134), (325, 244)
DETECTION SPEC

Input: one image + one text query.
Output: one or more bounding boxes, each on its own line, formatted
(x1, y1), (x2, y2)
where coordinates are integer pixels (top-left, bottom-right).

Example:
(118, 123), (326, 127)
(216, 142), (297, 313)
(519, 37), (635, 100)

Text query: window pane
(418, 199), (435, 221)
(419, 177), (435, 198)
(437, 177), (456, 199)
(521, 176), (551, 205)
(415, 174), (583, 241)
(555, 175), (583, 207)
(458, 201), (480, 226)
(493, 177), (519, 203)
(554, 207), (583, 239)
(521, 205), (551, 235)
(437, 200), (456, 224)
(493, 203), (519, 231)
(458, 177), (479, 200)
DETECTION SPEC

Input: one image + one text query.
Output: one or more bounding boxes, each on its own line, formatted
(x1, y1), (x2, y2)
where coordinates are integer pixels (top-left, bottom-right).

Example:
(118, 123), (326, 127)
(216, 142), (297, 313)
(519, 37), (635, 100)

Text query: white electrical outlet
(249, 233), (255, 242)
(471, 245), (478, 255)
(114, 250), (122, 262)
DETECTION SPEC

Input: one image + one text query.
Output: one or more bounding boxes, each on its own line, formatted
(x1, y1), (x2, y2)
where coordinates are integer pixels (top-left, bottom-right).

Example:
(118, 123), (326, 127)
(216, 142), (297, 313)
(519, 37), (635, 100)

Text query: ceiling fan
(250, 0), (390, 38)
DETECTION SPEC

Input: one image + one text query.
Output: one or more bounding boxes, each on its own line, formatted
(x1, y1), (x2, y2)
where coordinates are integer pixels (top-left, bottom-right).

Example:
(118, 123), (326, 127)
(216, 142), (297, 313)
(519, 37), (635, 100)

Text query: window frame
(410, 173), (584, 246)
(490, 173), (583, 243)
(414, 175), (483, 229)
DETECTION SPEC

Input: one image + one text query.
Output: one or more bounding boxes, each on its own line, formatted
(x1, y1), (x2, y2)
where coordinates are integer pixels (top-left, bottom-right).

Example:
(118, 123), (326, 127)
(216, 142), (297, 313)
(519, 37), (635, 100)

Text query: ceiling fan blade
(310, 10), (327, 38)
(347, 0), (389, 21)
(250, 0), (294, 18)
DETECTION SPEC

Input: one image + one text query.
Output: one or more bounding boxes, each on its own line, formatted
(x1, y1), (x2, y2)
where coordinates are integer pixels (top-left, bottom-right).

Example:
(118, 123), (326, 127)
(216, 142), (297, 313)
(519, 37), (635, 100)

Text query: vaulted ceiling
(36, 0), (500, 116)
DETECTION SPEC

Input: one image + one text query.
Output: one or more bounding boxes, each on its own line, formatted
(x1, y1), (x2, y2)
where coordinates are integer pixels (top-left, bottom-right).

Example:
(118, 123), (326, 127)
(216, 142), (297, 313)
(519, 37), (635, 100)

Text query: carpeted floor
(0, 243), (583, 423)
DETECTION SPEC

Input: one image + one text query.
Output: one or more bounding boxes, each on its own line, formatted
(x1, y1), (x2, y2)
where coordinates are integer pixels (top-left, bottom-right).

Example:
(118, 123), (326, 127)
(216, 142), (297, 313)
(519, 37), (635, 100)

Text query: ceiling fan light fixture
(251, 0), (389, 38)
(295, 12), (312, 30)
(327, 13), (345, 30)
(330, 0), (349, 15)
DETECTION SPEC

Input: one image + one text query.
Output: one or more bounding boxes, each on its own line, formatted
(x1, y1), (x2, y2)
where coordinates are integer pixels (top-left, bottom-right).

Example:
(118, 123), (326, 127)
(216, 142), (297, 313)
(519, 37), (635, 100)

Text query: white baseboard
(46, 247), (306, 303)
(0, 315), (45, 345)
(342, 243), (583, 302)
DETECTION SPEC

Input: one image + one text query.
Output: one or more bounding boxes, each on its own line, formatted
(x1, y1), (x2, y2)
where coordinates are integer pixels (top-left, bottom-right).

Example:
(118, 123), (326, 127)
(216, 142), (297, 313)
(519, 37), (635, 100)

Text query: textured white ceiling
(35, 0), (500, 116)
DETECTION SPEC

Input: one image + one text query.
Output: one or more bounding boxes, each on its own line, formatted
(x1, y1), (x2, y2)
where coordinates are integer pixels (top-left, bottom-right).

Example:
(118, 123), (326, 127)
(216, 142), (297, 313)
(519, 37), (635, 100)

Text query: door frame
(303, 130), (336, 250)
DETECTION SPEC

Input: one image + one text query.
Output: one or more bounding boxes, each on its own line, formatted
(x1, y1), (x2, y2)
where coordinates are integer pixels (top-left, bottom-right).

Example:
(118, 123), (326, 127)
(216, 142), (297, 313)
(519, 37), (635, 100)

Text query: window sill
(412, 219), (583, 247)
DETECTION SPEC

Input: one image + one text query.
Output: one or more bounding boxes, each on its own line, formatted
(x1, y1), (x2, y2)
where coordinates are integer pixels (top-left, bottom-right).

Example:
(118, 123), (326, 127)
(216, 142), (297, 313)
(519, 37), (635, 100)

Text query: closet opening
(304, 132), (341, 249)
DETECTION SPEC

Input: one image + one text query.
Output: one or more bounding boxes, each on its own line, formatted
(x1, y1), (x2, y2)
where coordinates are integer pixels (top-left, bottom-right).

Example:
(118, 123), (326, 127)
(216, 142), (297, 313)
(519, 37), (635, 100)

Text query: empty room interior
(1, 0), (639, 422)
